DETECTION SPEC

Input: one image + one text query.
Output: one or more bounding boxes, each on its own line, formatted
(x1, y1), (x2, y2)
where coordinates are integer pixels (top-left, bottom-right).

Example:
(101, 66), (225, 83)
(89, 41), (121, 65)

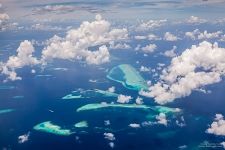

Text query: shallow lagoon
(107, 64), (149, 91)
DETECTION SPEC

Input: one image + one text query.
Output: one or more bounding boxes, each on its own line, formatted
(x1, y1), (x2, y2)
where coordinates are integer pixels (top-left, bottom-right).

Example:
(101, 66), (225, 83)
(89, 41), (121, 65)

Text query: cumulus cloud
(141, 44), (157, 53)
(129, 123), (141, 128)
(135, 96), (143, 105)
(186, 16), (207, 24)
(164, 32), (178, 41)
(41, 14), (128, 65)
(104, 132), (115, 141)
(0, 15), (128, 81)
(18, 132), (30, 144)
(156, 113), (168, 126)
(117, 94), (132, 103)
(1, 40), (39, 81)
(108, 86), (115, 93)
(136, 19), (167, 31)
(163, 46), (177, 58)
(140, 66), (151, 72)
(206, 114), (225, 136)
(140, 41), (225, 104)
(109, 41), (131, 50)
(185, 29), (222, 40)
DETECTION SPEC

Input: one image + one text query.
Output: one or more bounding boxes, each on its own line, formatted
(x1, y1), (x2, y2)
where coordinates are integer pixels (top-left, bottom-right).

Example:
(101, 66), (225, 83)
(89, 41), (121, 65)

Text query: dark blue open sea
(1, 24), (225, 150)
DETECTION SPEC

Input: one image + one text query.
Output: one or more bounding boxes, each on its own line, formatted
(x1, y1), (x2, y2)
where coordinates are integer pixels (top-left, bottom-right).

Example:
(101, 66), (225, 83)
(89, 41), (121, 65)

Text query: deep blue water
(1, 24), (225, 150)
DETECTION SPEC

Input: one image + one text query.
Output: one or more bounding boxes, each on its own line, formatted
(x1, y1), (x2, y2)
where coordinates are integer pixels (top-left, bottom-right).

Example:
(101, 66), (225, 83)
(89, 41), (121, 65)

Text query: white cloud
(0, 15), (128, 81)
(140, 41), (225, 104)
(198, 30), (222, 40)
(104, 132), (115, 141)
(129, 123), (141, 128)
(1, 40), (39, 81)
(148, 34), (162, 41)
(109, 142), (115, 149)
(136, 19), (167, 31)
(134, 35), (147, 40)
(186, 16), (207, 24)
(135, 96), (143, 105)
(108, 86), (115, 93)
(185, 29), (223, 40)
(163, 46), (177, 58)
(221, 142), (225, 149)
(117, 94), (132, 103)
(140, 66), (151, 72)
(141, 44), (157, 53)
(41, 14), (128, 65)
(156, 113), (168, 126)
(206, 114), (225, 136)
(18, 132), (30, 144)
(164, 32), (178, 41)
(109, 41), (131, 50)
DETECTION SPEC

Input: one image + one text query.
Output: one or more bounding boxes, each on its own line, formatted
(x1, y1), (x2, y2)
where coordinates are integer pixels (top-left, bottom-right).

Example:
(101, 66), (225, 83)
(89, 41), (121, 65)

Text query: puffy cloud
(163, 46), (177, 58)
(185, 29), (200, 40)
(140, 66), (151, 72)
(156, 113), (168, 126)
(108, 86), (115, 93)
(206, 114), (225, 136)
(117, 94), (132, 103)
(109, 41), (131, 50)
(141, 44), (157, 53)
(41, 15), (128, 65)
(185, 29), (223, 40)
(1, 40), (39, 81)
(134, 35), (147, 40)
(186, 16), (207, 24)
(140, 41), (225, 104)
(136, 19), (167, 31)
(135, 96), (143, 105)
(221, 142), (225, 149)
(129, 123), (141, 128)
(104, 132), (115, 141)
(148, 34), (162, 41)
(18, 132), (30, 144)
(198, 30), (222, 40)
(164, 32), (178, 41)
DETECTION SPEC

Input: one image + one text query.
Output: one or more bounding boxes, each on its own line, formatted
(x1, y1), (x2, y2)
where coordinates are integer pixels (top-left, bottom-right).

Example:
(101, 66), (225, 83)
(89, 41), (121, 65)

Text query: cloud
(135, 96), (143, 105)
(104, 132), (115, 141)
(140, 66), (151, 72)
(221, 142), (225, 149)
(206, 114), (225, 136)
(117, 94), (132, 103)
(0, 15), (128, 81)
(109, 142), (115, 149)
(163, 46), (177, 58)
(136, 19), (167, 31)
(109, 41), (131, 50)
(18, 132), (30, 144)
(32, 4), (104, 15)
(108, 86), (115, 93)
(1, 40), (39, 81)
(129, 123), (141, 128)
(41, 14), (128, 64)
(186, 16), (207, 24)
(156, 113), (168, 126)
(141, 44), (157, 53)
(185, 29), (223, 40)
(140, 41), (225, 104)
(164, 32), (178, 41)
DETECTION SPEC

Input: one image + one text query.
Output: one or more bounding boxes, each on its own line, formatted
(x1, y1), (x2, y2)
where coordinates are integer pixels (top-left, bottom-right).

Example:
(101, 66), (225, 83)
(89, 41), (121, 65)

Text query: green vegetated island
(62, 89), (119, 100)
(107, 64), (149, 91)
